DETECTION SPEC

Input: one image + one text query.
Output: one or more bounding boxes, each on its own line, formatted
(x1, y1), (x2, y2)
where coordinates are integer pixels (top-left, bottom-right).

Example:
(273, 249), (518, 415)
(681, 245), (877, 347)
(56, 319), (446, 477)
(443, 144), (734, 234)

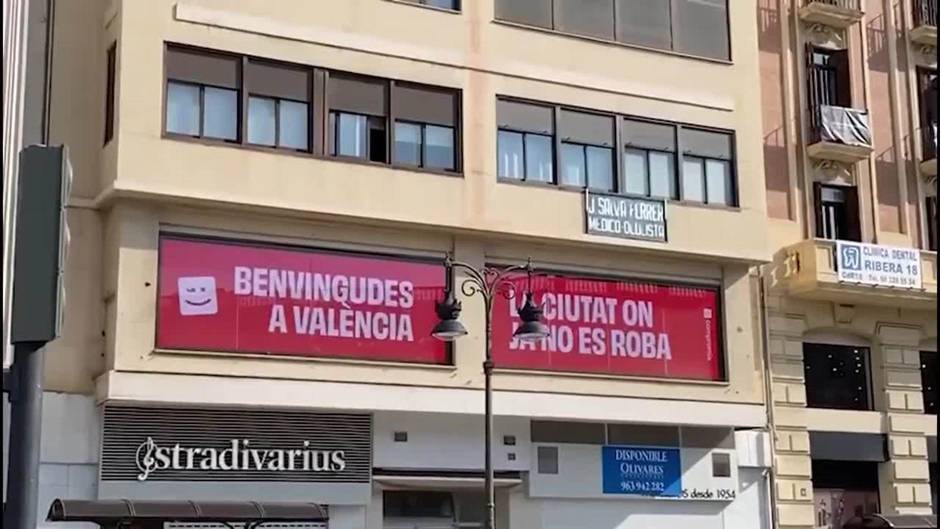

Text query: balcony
(922, 121), (937, 180)
(800, 0), (864, 29)
(807, 105), (874, 163)
(775, 239), (937, 310)
(911, 0), (938, 46)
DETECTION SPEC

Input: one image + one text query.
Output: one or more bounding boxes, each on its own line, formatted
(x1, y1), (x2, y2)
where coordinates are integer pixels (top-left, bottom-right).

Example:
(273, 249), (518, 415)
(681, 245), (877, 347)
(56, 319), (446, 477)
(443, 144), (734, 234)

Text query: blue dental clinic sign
(602, 445), (682, 497)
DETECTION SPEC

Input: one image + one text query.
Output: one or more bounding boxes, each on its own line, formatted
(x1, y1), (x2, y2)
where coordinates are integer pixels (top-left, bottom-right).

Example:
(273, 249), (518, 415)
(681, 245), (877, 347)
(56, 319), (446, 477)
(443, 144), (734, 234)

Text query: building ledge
(774, 239), (937, 310)
(807, 140), (873, 163)
(910, 24), (937, 47)
(799, 1), (864, 29)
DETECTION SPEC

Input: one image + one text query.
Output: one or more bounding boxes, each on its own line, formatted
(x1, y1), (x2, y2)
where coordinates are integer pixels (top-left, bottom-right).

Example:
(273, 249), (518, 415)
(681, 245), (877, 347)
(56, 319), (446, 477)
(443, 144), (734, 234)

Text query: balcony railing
(804, 0), (861, 9)
(915, 0), (938, 28)
(807, 105), (874, 162)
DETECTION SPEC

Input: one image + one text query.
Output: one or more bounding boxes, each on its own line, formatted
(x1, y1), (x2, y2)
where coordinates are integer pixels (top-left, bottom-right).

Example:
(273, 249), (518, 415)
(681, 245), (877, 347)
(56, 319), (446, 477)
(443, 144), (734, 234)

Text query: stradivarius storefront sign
(135, 437), (347, 481)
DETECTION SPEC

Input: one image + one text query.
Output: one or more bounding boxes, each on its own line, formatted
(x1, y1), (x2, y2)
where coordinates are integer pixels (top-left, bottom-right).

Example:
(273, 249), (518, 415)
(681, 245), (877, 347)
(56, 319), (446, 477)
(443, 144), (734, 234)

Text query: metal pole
(483, 296), (496, 529)
(4, 341), (45, 529)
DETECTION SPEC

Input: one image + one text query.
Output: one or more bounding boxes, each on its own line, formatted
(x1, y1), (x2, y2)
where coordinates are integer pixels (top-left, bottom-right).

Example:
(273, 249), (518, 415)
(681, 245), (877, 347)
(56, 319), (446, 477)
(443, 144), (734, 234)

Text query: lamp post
(431, 256), (549, 529)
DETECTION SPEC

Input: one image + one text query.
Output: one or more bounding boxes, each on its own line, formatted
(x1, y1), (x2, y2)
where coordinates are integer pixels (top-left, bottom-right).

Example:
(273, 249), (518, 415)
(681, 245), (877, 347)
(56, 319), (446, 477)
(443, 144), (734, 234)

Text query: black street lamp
(431, 256), (549, 529)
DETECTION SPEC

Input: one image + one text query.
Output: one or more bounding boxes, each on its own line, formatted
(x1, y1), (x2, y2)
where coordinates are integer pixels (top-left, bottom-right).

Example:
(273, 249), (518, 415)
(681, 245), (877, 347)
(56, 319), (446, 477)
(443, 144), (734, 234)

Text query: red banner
(492, 274), (723, 381)
(157, 236), (448, 363)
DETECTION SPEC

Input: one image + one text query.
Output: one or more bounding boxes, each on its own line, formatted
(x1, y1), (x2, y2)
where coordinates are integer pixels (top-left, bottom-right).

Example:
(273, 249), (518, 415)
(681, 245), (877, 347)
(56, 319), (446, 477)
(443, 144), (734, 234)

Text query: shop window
(558, 110), (615, 191)
(680, 128), (736, 206)
(384, 490), (455, 519)
(804, 343), (873, 411)
(164, 46), (241, 141)
(104, 42), (116, 145)
(623, 119), (678, 199)
(812, 460), (880, 529)
(246, 60), (311, 151)
(681, 426), (735, 449)
(494, 0), (730, 61)
(606, 424), (679, 446)
(531, 420), (606, 444)
(922, 351), (937, 415)
(497, 99), (555, 183)
(815, 184), (862, 242)
(392, 83), (459, 171)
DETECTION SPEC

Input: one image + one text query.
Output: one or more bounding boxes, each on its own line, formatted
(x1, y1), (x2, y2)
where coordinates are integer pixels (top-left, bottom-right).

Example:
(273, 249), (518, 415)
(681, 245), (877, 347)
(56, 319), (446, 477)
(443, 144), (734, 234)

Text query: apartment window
(558, 110), (615, 191)
(495, 0), (730, 61)
(680, 128), (735, 206)
(804, 343), (873, 411)
(497, 100), (555, 183)
(623, 119), (678, 199)
(165, 46), (240, 141)
(246, 60), (311, 151)
(920, 69), (937, 162)
(104, 42), (116, 144)
(807, 46), (851, 109)
(399, 0), (460, 9)
(328, 73), (388, 163)
(815, 184), (861, 241)
(393, 83), (459, 171)
(927, 196), (938, 251)
(922, 351), (937, 415)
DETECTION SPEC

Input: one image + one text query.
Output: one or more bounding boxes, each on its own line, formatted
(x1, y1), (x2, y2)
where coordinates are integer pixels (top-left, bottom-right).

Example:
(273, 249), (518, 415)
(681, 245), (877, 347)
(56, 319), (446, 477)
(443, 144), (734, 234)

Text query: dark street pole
(4, 342), (45, 529)
(431, 258), (548, 529)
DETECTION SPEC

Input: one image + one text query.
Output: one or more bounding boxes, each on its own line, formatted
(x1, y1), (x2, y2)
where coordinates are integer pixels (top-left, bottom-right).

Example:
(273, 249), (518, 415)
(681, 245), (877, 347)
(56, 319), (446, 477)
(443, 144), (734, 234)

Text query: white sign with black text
(836, 241), (922, 289)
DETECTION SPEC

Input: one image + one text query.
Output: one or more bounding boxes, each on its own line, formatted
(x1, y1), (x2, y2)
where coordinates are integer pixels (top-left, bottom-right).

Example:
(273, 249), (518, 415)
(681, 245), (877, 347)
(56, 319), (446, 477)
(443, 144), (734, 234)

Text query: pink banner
(492, 273), (723, 380)
(157, 236), (448, 364)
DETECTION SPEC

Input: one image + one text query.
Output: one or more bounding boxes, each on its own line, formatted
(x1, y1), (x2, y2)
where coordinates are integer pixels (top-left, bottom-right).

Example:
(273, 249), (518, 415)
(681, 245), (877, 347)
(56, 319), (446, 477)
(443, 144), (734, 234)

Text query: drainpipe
(758, 265), (781, 529)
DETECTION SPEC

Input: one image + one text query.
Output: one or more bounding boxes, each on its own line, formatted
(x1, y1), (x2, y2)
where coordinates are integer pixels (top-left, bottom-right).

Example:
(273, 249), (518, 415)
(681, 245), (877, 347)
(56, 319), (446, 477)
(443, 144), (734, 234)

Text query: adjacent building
(27, 0), (778, 528)
(759, 0), (937, 528)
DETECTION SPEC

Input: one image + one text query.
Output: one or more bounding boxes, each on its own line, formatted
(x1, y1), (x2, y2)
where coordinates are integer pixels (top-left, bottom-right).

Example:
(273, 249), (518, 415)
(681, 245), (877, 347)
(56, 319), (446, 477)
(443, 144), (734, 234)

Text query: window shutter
(554, 0), (615, 40)
(166, 46), (240, 89)
(844, 186), (862, 242)
(615, 0), (672, 50)
(558, 110), (614, 147)
(495, 0), (552, 28)
(814, 182), (826, 239)
(246, 61), (311, 101)
(623, 119), (676, 152)
(328, 73), (388, 116)
(681, 128), (732, 159)
(832, 49), (852, 108)
(673, 0), (730, 60)
(394, 83), (458, 126)
(497, 100), (554, 135)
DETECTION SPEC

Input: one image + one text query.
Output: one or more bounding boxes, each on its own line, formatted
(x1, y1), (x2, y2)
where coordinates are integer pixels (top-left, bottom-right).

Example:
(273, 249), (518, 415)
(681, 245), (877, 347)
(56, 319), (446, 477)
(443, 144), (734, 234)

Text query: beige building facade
(759, 1), (937, 528)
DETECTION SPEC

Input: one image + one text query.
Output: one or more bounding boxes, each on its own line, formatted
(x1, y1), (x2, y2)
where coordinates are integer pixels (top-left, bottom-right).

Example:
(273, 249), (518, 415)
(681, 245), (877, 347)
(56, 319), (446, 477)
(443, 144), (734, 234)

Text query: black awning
(47, 499), (329, 524)
(844, 514), (938, 529)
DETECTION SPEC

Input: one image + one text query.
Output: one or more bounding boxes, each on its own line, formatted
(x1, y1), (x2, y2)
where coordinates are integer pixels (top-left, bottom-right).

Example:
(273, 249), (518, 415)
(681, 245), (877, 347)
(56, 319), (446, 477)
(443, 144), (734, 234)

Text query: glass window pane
(586, 146), (614, 192)
(624, 148), (649, 196)
(705, 159), (732, 205)
(498, 130), (524, 179)
(166, 82), (200, 136)
(338, 112), (367, 157)
(247, 96), (276, 146)
(560, 143), (586, 187)
(525, 134), (554, 183)
(425, 125), (455, 170)
(425, 0), (459, 9)
(395, 121), (422, 166)
(649, 151), (677, 199)
(682, 157), (705, 202)
(804, 343), (872, 411)
(203, 87), (238, 140)
(279, 100), (308, 150)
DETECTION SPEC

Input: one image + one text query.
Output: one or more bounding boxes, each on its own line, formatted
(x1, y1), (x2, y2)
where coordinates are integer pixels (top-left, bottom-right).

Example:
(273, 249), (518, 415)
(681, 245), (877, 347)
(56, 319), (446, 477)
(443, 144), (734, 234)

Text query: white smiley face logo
(177, 276), (218, 316)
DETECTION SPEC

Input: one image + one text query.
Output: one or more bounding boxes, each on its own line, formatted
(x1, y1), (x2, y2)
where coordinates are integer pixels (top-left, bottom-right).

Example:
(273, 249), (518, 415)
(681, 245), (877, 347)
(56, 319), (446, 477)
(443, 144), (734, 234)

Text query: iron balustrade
(914, 0), (938, 28)
(803, 0), (862, 10)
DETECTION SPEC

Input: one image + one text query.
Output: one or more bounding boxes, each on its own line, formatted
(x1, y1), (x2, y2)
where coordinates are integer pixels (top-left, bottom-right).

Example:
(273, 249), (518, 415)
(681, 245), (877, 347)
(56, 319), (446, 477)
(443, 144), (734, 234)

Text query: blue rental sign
(602, 445), (682, 497)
